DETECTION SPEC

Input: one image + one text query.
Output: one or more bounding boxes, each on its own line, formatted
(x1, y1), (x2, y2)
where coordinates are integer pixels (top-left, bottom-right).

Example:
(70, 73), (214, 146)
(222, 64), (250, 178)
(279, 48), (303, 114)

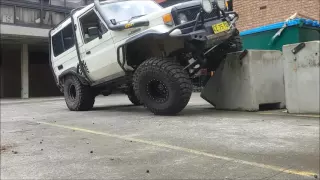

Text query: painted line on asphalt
(259, 112), (320, 118)
(38, 121), (317, 178)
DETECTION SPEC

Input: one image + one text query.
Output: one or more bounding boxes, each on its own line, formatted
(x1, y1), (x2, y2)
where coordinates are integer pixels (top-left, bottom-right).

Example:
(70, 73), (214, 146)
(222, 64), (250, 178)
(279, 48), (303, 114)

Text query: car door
(77, 9), (124, 82)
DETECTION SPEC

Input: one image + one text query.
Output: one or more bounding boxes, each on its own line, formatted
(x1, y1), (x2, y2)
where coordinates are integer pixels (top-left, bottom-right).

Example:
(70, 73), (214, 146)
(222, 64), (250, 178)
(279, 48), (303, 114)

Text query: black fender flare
(117, 30), (169, 71)
(58, 67), (90, 86)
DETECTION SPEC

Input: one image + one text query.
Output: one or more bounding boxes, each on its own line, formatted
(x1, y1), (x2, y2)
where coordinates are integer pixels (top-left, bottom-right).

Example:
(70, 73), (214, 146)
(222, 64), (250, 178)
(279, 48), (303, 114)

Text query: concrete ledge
(0, 97), (64, 105)
(201, 50), (286, 111)
(283, 41), (320, 114)
(0, 24), (49, 38)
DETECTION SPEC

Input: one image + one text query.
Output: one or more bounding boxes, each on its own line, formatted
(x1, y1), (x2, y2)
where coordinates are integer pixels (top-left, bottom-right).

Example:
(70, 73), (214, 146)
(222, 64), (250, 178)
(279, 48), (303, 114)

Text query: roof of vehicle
(50, 0), (160, 36)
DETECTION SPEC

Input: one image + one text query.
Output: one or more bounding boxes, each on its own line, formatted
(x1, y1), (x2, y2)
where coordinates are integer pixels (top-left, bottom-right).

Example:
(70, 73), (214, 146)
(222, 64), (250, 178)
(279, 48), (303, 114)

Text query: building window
(43, 11), (65, 26)
(16, 7), (41, 25)
(66, 0), (85, 8)
(86, 0), (94, 4)
(0, 5), (14, 24)
(48, 0), (66, 7)
(22, 0), (41, 3)
(52, 24), (75, 57)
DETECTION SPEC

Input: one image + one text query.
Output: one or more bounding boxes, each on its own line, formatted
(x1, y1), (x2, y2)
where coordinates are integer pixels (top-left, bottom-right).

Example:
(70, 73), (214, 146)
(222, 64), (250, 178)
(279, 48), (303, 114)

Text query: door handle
(86, 51), (91, 55)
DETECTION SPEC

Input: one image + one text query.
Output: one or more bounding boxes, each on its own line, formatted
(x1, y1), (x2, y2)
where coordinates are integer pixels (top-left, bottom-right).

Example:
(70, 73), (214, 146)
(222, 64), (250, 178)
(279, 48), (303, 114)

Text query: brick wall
(234, 0), (320, 31)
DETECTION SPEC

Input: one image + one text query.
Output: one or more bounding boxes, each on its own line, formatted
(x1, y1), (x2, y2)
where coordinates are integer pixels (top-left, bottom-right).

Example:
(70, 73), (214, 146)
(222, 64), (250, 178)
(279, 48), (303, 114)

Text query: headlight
(201, 0), (213, 13)
(216, 0), (226, 10)
(178, 13), (188, 24)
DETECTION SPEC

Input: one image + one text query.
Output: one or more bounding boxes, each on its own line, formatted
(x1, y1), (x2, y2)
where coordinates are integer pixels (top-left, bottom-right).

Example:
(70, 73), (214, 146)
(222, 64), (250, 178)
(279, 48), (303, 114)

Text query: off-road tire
(133, 57), (192, 115)
(127, 86), (142, 106)
(63, 75), (95, 111)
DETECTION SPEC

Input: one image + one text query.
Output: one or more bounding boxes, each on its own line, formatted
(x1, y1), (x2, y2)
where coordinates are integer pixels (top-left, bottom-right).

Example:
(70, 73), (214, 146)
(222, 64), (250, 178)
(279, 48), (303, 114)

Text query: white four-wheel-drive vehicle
(49, 0), (242, 115)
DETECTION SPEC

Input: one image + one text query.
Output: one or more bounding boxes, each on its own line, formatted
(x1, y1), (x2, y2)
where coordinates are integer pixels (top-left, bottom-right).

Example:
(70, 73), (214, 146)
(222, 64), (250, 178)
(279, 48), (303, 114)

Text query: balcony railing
(0, 0), (93, 28)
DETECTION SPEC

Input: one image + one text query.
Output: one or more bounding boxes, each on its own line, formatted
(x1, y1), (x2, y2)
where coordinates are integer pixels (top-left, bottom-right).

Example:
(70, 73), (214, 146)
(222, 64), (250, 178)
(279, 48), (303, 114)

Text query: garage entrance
(0, 41), (61, 98)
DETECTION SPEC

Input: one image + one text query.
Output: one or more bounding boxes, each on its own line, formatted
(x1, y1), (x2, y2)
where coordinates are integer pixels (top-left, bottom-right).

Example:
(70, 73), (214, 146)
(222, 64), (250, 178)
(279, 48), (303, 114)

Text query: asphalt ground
(1, 93), (319, 179)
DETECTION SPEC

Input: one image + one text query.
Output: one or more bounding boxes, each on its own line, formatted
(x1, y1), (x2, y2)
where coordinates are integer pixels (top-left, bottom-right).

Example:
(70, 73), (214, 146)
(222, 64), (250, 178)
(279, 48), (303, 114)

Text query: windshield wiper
(129, 14), (146, 22)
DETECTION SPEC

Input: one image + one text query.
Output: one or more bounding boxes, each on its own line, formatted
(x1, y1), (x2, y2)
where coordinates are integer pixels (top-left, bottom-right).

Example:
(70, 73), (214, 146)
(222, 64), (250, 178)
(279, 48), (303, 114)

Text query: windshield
(101, 0), (162, 23)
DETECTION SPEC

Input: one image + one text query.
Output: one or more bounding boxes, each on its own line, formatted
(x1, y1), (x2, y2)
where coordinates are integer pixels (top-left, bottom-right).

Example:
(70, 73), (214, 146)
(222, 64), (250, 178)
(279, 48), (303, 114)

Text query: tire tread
(133, 57), (192, 115)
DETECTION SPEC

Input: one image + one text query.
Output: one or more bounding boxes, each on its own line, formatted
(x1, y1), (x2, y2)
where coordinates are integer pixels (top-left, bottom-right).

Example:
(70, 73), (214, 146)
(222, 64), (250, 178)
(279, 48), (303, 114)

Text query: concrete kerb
(0, 97), (64, 105)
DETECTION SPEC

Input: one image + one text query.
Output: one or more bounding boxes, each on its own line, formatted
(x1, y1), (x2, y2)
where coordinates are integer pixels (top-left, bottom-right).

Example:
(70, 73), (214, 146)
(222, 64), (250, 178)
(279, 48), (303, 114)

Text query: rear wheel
(133, 57), (192, 115)
(63, 75), (95, 111)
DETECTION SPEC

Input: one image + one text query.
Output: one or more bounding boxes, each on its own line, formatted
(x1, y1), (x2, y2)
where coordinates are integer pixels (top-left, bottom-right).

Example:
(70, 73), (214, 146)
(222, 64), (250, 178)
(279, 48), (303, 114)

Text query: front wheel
(127, 86), (142, 106)
(63, 75), (95, 111)
(133, 58), (193, 115)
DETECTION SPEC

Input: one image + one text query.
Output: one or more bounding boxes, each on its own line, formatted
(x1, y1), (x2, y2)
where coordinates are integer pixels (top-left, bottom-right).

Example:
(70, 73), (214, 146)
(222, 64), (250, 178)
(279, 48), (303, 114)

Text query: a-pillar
(21, 44), (29, 99)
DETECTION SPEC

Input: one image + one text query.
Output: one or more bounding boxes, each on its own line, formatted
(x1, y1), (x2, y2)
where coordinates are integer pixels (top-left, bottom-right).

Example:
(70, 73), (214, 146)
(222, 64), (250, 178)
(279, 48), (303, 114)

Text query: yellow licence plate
(212, 21), (230, 34)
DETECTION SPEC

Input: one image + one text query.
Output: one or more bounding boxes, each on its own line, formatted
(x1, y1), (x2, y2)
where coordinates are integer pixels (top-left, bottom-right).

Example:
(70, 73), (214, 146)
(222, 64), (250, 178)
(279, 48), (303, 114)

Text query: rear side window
(52, 32), (64, 57)
(52, 23), (75, 57)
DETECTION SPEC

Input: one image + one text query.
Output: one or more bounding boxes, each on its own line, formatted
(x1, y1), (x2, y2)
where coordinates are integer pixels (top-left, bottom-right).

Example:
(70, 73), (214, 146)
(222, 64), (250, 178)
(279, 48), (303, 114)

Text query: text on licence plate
(212, 22), (230, 34)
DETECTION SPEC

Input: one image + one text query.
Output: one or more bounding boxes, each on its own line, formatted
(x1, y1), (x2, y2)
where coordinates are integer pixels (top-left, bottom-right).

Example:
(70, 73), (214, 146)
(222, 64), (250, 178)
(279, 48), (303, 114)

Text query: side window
(52, 23), (75, 57)
(52, 31), (64, 57)
(62, 24), (75, 51)
(79, 10), (108, 44)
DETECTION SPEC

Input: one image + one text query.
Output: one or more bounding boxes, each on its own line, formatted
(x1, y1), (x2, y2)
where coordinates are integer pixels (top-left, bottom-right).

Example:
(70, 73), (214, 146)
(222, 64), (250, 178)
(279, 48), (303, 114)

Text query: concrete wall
(0, 24), (49, 38)
(283, 41), (320, 114)
(201, 50), (285, 111)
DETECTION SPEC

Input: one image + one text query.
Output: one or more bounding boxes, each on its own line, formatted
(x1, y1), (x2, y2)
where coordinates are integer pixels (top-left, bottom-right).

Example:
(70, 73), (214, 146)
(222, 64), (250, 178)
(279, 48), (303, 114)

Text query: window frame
(52, 30), (65, 57)
(66, 0), (86, 8)
(61, 23), (75, 52)
(51, 22), (75, 57)
(0, 0), (96, 27)
(15, 6), (41, 26)
(0, 5), (15, 24)
(78, 8), (108, 44)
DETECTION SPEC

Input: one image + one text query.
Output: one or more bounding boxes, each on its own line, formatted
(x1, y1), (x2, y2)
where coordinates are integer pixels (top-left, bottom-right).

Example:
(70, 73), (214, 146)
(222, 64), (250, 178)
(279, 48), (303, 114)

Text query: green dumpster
(240, 18), (320, 51)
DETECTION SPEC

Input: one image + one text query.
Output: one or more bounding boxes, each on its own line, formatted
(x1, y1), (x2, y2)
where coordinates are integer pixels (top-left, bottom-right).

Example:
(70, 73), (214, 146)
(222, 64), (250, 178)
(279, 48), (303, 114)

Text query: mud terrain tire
(63, 75), (95, 111)
(127, 86), (142, 106)
(133, 57), (192, 115)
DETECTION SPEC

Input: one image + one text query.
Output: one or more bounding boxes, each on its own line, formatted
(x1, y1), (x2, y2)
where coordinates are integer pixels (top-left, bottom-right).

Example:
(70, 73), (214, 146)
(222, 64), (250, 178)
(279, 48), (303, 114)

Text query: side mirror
(88, 27), (102, 39)
(110, 19), (117, 25)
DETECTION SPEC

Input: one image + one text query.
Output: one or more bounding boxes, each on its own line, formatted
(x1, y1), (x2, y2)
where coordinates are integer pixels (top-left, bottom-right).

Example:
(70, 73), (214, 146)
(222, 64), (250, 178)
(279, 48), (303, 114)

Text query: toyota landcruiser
(49, 0), (242, 115)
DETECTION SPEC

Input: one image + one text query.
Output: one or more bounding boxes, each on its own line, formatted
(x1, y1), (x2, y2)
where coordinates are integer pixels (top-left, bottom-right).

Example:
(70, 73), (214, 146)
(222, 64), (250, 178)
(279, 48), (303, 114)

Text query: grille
(175, 4), (219, 25)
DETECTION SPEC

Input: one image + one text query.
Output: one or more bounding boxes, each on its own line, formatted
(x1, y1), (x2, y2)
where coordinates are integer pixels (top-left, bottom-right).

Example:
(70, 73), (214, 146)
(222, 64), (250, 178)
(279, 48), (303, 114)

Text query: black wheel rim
(68, 84), (77, 100)
(146, 79), (169, 103)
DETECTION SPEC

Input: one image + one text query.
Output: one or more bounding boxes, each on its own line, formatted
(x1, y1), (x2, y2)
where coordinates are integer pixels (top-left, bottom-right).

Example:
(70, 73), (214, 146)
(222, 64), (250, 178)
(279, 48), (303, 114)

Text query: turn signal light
(162, 13), (174, 26)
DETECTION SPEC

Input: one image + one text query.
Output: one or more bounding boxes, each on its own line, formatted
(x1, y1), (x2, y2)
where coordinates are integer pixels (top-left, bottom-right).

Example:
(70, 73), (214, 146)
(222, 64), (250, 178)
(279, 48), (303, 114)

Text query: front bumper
(169, 12), (239, 46)
(170, 21), (236, 45)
